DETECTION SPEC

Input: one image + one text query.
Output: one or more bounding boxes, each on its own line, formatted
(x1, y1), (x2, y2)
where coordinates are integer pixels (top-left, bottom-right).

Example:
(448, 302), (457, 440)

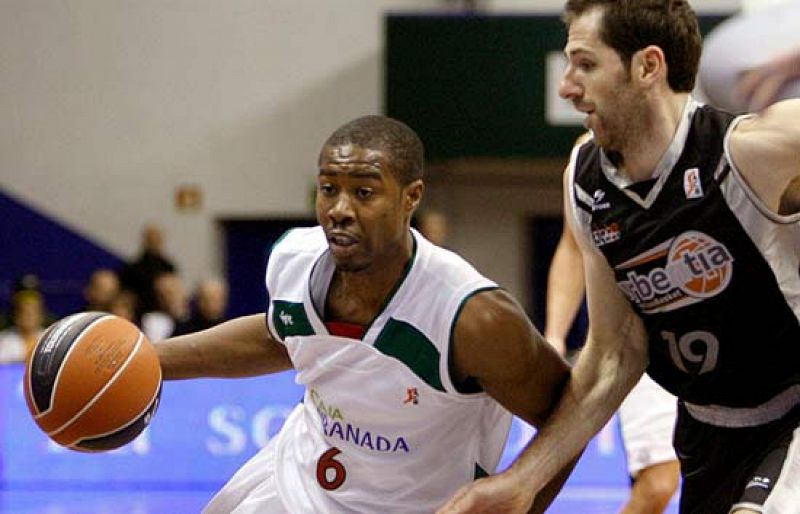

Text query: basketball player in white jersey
(156, 115), (573, 513)
(438, 0), (800, 513)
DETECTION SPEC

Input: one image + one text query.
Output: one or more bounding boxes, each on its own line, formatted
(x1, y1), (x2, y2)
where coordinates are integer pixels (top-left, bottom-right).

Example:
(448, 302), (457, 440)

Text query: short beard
(598, 92), (647, 169)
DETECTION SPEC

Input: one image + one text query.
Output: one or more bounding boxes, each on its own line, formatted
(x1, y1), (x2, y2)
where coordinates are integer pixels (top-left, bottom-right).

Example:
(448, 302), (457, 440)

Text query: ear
(404, 179), (424, 214)
(632, 45), (666, 87)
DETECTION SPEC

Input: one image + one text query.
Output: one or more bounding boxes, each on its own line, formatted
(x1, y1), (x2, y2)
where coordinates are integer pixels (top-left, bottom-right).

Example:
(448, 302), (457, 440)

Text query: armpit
(779, 176), (800, 215)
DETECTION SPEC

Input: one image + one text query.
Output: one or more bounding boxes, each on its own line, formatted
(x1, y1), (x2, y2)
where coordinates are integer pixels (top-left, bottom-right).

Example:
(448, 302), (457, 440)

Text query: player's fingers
(735, 69), (763, 103)
(747, 73), (789, 111)
(435, 485), (475, 514)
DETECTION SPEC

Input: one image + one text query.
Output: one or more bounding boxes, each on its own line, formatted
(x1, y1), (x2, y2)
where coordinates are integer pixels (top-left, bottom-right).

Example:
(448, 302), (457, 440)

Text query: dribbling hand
(435, 471), (534, 514)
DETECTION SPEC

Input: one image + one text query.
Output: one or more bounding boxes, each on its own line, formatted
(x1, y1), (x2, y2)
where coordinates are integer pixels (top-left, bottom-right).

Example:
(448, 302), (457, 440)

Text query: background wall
(0, 0), (741, 308)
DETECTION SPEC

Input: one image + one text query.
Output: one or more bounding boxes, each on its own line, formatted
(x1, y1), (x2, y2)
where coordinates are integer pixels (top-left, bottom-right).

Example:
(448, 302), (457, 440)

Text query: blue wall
(0, 189), (123, 317)
(0, 364), (678, 514)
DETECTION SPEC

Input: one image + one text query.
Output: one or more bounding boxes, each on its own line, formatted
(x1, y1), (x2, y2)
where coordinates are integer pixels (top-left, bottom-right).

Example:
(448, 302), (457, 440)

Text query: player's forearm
(508, 333), (644, 495)
(156, 314), (292, 379)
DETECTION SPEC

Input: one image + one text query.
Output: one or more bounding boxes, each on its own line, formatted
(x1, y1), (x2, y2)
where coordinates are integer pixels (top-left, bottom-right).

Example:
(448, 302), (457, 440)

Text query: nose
(558, 68), (582, 101)
(327, 192), (354, 226)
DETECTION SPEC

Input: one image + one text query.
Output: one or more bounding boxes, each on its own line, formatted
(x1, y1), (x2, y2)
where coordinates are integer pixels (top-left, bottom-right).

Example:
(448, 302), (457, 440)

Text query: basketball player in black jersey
(438, 1), (800, 513)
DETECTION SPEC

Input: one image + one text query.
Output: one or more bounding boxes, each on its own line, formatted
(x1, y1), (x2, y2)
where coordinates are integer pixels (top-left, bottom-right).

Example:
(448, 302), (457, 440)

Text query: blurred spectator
(141, 272), (189, 342)
(1, 273), (55, 330)
(173, 278), (229, 336)
(15, 273), (41, 294)
(119, 224), (177, 317)
(109, 290), (139, 323)
(699, 0), (800, 112)
(415, 209), (449, 247)
(82, 268), (120, 312)
(0, 290), (45, 363)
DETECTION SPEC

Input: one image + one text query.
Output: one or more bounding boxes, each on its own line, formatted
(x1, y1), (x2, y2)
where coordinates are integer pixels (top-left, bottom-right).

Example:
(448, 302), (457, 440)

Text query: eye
(578, 59), (595, 71)
(319, 182), (336, 195)
(355, 187), (373, 200)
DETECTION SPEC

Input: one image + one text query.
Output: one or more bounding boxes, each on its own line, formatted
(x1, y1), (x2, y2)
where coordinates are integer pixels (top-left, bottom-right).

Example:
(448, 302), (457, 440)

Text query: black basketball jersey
(568, 101), (800, 409)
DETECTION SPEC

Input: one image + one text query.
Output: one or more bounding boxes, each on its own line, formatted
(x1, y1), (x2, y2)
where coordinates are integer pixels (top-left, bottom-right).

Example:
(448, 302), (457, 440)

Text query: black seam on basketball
(30, 312), (109, 413)
(71, 383), (162, 452)
(26, 322), (57, 415)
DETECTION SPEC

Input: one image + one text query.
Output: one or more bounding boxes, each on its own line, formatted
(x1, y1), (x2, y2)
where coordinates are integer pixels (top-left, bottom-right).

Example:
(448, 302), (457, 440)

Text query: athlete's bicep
(729, 99), (800, 214)
(451, 289), (570, 427)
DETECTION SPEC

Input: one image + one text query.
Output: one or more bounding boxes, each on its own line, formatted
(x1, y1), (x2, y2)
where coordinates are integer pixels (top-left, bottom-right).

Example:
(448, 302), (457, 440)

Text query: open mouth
(328, 232), (358, 250)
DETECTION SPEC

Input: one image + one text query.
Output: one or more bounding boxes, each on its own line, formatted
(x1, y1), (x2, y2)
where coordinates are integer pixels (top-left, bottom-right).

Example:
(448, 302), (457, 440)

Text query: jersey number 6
(316, 447), (347, 490)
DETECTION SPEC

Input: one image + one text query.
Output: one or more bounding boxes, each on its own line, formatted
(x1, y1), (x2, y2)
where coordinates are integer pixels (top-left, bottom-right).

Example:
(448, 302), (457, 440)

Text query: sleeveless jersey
(264, 227), (512, 513)
(568, 99), (800, 414)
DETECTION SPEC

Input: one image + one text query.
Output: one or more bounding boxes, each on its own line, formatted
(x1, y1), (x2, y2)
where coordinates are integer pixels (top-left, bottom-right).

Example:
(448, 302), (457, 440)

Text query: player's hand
(435, 471), (534, 514)
(736, 49), (800, 111)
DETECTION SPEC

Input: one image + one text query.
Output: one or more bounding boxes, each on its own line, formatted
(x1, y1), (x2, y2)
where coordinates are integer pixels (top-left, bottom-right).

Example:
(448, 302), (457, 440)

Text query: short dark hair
(322, 115), (424, 185)
(563, 0), (702, 92)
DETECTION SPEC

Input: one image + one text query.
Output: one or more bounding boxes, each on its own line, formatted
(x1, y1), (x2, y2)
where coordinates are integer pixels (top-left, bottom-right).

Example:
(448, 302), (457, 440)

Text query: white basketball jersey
(265, 227), (512, 513)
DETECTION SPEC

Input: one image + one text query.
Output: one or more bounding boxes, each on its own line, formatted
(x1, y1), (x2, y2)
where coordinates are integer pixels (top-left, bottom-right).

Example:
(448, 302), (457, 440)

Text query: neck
(619, 92), (689, 182)
(327, 230), (414, 324)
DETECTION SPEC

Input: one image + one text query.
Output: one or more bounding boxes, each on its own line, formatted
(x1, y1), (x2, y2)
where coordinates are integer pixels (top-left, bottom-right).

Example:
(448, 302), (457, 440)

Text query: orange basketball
(23, 312), (162, 452)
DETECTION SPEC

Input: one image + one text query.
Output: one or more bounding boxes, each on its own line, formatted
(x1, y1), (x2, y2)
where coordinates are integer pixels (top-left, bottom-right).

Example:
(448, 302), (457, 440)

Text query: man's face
(559, 7), (645, 152)
(198, 282), (227, 320)
(316, 143), (416, 273)
(143, 225), (164, 253)
(15, 296), (43, 333)
(86, 271), (119, 307)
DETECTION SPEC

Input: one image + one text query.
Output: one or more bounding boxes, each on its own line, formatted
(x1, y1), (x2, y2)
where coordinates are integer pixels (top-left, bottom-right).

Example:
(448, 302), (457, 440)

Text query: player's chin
(330, 251), (370, 272)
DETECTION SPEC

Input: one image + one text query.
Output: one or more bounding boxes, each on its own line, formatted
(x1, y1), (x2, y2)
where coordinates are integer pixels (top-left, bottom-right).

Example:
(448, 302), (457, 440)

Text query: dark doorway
(529, 216), (588, 354)
(221, 218), (315, 319)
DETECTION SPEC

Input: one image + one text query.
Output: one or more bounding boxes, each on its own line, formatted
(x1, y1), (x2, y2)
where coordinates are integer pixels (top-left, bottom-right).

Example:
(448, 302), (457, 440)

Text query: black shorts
(674, 402), (800, 514)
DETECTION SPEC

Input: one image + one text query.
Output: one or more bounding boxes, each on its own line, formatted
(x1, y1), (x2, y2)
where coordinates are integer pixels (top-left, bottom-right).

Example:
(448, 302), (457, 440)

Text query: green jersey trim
(447, 286), (501, 394)
(272, 300), (316, 340)
(360, 233), (418, 339)
(374, 317), (444, 392)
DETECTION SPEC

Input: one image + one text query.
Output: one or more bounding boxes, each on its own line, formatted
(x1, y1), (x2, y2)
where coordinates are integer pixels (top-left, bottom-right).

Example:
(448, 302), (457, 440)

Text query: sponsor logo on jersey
(310, 389), (344, 420)
(616, 231), (734, 313)
(279, 310), (294, 326)
(592, 222), (622, 247)
(310, 389), (411, 453)
(320, 415), (411, 453)
(745, 476), (771, 490)
(592, 189), (611, 211)
(403, 387), (419, 405)
(683, 168), (703, 199)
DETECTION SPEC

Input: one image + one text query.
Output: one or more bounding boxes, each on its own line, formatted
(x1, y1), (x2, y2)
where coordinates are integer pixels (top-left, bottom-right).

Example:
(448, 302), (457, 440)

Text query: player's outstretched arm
(735, 49), (800, 112)
(729, 98), (800, 215)
(156, 313), (292, 380)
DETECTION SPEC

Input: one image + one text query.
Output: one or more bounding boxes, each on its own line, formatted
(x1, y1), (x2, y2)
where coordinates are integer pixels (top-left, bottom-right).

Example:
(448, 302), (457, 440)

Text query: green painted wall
(385, 14), (728, 161)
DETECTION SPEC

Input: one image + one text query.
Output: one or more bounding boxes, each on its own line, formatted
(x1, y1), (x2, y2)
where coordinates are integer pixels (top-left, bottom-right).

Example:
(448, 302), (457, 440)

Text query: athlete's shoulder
(272, 226), (326, 256)
(414, 230), (494, 289)
(692, 102), (739, 128)
(266, 226), (325, 291)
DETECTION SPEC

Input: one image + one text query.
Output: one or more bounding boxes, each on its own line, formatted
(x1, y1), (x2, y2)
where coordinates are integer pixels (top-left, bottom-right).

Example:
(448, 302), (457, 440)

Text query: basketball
(23, 312), (162, 452)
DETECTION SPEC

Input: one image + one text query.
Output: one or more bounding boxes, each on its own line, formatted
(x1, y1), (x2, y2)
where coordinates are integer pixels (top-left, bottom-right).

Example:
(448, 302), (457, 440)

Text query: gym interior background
(0, 1), (736, 512)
